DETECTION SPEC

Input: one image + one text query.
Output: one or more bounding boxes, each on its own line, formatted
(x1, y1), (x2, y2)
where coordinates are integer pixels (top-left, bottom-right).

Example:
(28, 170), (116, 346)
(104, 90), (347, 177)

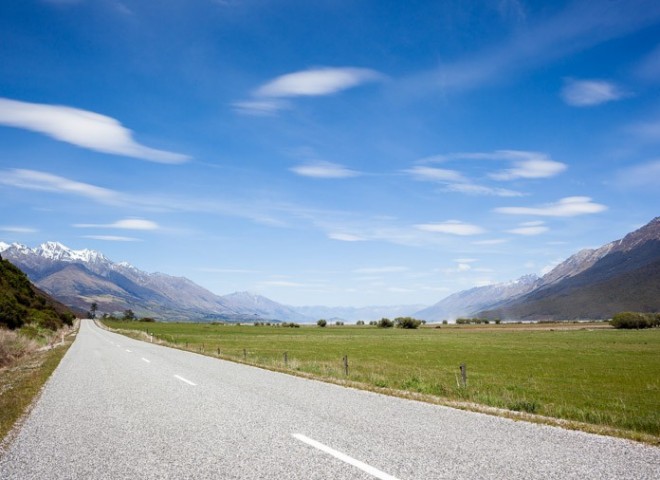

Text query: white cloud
(489, 151), (567, 180)
(495, 196), (607, 217)
(471, 238), (508, 245)
(232, 99), (289, 116)
(254, 67), (383, 98)
(415, 220), (486, 236)
(0, 226), (38, 233)
(74, 218), (159, 230)
(328, 233), (366, 242)
(82, 235), (141, 242)
(0, 169), (121, 204)
(628, 120), (660, 141)
(405, 166), (466, 183)
(507, 221), (549, 235)
(291, 161), (360, 179)
(561, 79), (627, 107)
(0, 98), (190, 163)
(445, 183), (524, 197)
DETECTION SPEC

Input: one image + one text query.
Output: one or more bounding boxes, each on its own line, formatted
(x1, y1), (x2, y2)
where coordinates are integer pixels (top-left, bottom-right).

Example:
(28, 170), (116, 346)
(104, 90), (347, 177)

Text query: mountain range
(415, 217), (660, 321)
(0, 241), (307, 322)
(2, 216), (658, 322)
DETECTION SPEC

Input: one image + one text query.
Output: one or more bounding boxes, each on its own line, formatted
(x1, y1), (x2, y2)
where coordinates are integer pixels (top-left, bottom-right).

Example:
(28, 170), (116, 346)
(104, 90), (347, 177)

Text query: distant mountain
(0, 242), (306, 322)
(414, 274), (539, 322)
(222, 292), (309, 323)
(292, 304), (427, 322)
(480, 217), (660, 320)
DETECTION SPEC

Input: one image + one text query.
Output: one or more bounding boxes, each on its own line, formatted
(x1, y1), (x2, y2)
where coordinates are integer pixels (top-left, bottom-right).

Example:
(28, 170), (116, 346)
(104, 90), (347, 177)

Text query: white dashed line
(174, 375), (196, 386)
(125, 349), (132, 353)
(142, 358), (151, 363)
(292, 434), (399, 480)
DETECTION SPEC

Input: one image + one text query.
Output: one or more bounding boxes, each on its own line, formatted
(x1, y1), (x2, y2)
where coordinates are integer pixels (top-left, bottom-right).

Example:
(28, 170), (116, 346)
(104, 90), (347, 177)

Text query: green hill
(0, 256), (75, 330)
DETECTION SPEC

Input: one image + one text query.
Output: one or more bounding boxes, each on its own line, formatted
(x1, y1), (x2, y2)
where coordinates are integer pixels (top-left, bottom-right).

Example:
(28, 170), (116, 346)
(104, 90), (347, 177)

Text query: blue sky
(1, 0), (659, 307)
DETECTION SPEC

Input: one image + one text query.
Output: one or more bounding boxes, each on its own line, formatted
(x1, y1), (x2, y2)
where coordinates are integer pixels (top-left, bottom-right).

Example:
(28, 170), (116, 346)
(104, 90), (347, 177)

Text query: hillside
(0, 256), (76, 330)
(480, 218), (660, 320)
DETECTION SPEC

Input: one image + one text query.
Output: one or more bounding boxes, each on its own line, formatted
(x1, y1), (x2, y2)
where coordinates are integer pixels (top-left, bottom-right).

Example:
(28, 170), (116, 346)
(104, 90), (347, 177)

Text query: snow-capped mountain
(413, 274), (539, 321)
(0, 241), (307, 322)
(480, 217), (660, 320)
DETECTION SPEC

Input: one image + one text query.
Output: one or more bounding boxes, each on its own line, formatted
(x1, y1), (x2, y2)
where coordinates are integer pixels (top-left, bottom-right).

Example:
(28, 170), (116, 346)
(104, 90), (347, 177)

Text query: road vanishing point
(1, 320), (658, 479)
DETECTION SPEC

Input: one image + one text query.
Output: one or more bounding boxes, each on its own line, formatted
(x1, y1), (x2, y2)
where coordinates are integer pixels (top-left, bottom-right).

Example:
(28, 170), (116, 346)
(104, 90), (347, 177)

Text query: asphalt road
(1, 320), (658, 479)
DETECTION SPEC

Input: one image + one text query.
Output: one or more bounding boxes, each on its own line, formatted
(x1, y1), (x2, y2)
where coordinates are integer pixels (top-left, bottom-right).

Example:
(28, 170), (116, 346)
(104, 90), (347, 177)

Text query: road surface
(1, 320), (658, 479)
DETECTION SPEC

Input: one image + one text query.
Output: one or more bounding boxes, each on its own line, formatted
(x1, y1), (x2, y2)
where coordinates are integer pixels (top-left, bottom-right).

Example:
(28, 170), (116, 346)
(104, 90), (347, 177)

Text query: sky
(1, 0), (659, 308)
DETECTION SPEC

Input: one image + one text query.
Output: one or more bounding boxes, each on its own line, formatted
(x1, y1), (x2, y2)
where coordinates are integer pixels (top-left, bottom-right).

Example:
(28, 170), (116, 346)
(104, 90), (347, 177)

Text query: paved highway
(1, 320), (658, 479)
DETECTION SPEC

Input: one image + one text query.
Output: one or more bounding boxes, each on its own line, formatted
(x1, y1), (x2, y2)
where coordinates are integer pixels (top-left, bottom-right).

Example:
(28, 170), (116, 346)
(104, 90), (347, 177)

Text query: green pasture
(103, 321), (660, 440)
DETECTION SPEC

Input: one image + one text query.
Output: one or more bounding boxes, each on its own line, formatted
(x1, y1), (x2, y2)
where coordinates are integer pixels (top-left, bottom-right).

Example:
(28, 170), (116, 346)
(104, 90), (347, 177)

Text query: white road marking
(174, 375), (197, 386)
(126, 349), (132, 353)
(292, 433), (400, 480)
(142, 358), (151, 363)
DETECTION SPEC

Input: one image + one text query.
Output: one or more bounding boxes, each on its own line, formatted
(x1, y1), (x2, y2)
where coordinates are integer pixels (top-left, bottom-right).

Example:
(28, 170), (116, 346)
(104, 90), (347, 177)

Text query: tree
(394, 317), (422, 329)
(123, 309), (136, 321)
(88, 302), (98, 319)
(317, 319), (327, 327)
(377, 318), (394, 328)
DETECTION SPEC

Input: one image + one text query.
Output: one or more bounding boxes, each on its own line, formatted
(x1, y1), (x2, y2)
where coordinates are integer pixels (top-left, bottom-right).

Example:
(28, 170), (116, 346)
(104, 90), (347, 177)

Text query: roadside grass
(0, 326), (77, 444)
(103, 321), (660, 443)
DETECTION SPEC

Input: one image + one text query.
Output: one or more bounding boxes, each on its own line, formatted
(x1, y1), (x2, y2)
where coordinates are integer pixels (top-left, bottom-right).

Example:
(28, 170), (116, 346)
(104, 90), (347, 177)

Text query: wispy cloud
(0, 169), (121, 204)
(487, 150), (567, 180)
(561, 79), (627, 107)
(402, 0), (660, 95)
(328, 233), (366, 242)
(0, 226), (38, 233)
(628, 120), (660, 142)
(254, 67), (383, 98)
(74, 218), (160, 230)
(82, 235), (141, 242)
(495, 196), (607, 217)
(472, 238), (508, 245)
(236, 67), (384, 115)
(415, 220), (486, 236)
(408, 150), (564, 197)
(615, 159), (660, 187)
(291, 161), (360, 179)
(0, 98), (190, 163)
(506, 220), (549, 235)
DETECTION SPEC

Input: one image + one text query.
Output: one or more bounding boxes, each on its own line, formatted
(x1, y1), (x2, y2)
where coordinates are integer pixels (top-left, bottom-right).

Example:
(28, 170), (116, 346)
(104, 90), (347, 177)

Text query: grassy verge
(0, 325), (77, 445)
(103, 320), (660, 444)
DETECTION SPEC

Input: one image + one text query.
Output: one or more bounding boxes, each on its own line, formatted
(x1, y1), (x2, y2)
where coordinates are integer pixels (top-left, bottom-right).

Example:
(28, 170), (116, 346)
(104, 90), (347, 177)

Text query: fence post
(459, 363), (467, 387)
(343, 355), (349, 376)
(243, 348), (247, 360)
(217, 347), (220, 356)
(284, 351), (288, 367)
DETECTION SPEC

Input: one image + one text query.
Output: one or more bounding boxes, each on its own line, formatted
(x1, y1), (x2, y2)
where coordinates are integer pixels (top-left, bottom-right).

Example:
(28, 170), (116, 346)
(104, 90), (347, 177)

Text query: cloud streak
(291, 161), (360, 179)
(495, 196), (607, 217)
(236, 67), (384, 115)
(0, 98), (190, 163)
(561, 79), (627, 106)
(74, 218), (160, 230)
(0, 169), (122, 204)
(415, 220), (486, 236)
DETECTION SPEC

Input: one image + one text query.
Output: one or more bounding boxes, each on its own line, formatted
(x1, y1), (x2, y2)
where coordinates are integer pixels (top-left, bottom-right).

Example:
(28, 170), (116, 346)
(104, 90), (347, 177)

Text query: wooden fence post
(284, 351), (288, 367)
(343, 355), (349, 376)
(460, 363), (467, 387)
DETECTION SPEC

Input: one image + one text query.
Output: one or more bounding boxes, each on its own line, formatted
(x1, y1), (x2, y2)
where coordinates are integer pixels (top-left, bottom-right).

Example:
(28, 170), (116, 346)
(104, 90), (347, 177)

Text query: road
(1, 320), (658, 479)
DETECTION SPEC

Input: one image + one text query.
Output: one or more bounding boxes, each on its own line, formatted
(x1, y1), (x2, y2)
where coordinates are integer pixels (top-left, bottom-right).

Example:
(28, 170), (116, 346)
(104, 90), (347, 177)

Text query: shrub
(356, 320), (365, 326)
(335, 321), (344, 326)
(394, 317), (422, 329)
(140, 317), (156, 323)
(377, 318), (394, 328)
(442, 320), (448, 325)
(317, 319), (327, 327)
(610, 312), (660, 329)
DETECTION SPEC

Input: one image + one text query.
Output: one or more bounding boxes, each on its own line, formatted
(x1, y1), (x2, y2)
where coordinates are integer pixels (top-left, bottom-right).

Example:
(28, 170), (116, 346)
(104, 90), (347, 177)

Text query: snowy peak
(36, 241), (109, 264)
(0, 242), (10, 253)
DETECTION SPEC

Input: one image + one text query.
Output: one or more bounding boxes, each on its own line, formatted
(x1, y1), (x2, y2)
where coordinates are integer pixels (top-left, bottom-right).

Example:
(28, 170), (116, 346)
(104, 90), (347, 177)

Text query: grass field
(103, 320), (660, 442)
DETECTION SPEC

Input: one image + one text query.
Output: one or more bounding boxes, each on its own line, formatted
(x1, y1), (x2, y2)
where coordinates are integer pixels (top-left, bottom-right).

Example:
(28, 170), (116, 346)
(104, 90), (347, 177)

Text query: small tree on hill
(317, 319), (327, 327)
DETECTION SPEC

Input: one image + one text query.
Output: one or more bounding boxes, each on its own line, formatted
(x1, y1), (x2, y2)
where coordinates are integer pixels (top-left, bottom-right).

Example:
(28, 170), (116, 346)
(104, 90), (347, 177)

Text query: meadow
(102, 320), (660, 442)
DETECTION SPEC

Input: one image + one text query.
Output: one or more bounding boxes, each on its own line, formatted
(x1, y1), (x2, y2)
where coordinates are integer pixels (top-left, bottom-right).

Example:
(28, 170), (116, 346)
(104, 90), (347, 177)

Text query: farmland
(102, 320), (660, 442)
